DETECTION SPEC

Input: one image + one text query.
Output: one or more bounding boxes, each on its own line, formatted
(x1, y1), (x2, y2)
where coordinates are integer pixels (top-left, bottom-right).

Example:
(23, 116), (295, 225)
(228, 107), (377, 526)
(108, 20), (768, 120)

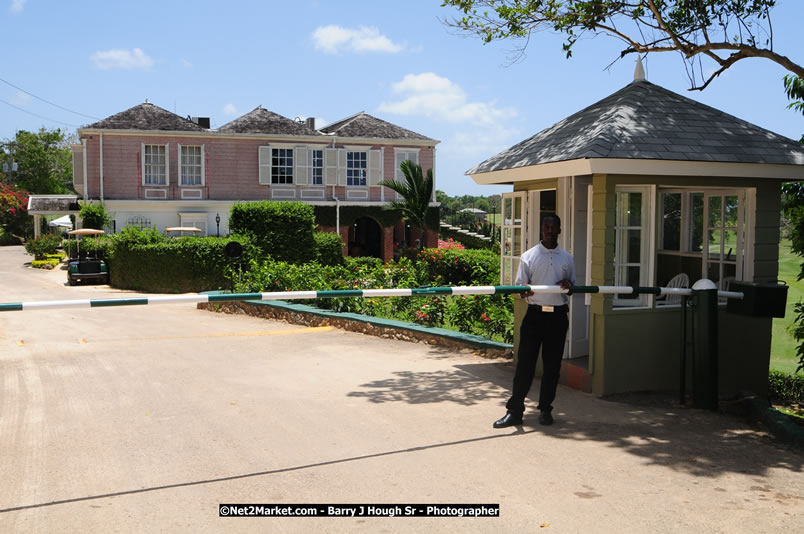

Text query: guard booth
(469, 73), (804, 398)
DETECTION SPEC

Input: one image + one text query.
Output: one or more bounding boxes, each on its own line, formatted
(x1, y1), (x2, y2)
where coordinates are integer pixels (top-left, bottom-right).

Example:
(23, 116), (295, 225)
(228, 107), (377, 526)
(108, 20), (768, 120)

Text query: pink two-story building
(70, 102), (439, 261)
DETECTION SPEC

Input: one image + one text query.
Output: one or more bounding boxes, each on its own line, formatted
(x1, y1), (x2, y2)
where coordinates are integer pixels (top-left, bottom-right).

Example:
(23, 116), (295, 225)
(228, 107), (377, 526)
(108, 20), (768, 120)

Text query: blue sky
(1, 0), (802, 196)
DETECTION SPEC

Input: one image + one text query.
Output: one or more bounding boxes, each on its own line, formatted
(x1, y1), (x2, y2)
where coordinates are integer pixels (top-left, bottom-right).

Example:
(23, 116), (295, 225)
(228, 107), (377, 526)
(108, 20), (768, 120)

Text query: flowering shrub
(416, 247), (499, 286)
(0, 183), (30, 239)
(438, 238), (465, 250)
(475, 295), (514, 342)
(232, 255), (515, 342)
(445, 293), (514, 343)
(412, 296), (446, 327)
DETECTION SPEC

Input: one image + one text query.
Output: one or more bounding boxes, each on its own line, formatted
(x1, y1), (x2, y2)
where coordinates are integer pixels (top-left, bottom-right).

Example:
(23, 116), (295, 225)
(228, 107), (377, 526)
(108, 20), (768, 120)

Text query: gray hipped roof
(218, 107), (322, 136)
(470, 80), (804, 175)
(85, 102), (205, 131)
(320, 112), (434, 141)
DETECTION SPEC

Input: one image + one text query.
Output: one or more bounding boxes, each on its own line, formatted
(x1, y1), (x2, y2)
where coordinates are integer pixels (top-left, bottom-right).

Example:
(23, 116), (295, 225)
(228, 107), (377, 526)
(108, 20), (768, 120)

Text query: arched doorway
(348, 216), (383, 259)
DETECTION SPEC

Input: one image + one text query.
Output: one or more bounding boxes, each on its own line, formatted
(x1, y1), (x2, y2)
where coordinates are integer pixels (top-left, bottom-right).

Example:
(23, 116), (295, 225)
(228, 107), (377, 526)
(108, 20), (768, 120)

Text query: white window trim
(658, 188), (708, 253)
(178, 144), (205, 187)
(141, 143), (169, 186)
(307, 147), (325, 186)
(613, 185), (655, 309)
(270, 146), (294, 185)
(526, 188), (558, 250)
(743, 188), (756, 282)
(703, 189), (753, 290)
(346, 149), (368, 187)
(500, 191), (528, 285)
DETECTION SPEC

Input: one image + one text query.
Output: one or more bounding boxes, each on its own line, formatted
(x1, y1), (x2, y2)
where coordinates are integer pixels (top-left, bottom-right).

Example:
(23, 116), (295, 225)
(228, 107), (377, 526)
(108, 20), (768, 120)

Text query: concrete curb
(198, 292), (514, 359)
(739, 391), (804, 449)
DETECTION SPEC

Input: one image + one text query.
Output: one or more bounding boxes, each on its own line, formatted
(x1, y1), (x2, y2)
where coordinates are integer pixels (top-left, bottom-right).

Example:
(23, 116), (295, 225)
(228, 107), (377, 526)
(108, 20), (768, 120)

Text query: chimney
(192, 117), (211, 129)
(305, 117), (316, 130)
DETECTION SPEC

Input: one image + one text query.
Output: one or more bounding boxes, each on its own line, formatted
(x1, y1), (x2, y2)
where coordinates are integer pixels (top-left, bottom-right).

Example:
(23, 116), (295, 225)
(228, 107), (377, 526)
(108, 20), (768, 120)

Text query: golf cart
(67, 228), (109, 286)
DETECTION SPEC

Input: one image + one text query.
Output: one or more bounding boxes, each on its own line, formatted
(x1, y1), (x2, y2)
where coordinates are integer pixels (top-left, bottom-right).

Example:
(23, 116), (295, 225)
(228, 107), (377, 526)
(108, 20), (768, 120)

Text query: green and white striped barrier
(0, 284), (742, 312)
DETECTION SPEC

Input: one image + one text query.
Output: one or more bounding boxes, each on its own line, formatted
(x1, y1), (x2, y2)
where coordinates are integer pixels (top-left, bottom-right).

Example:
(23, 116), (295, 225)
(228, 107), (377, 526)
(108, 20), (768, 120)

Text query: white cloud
(91, 48), (155, 70)
(223, 103), (239, 116)
(312, 25), (403, 54)
(378, 72), (517, 126)
(379, 72), (521, 161)
(9, 0), (27, 14)
(10, 91), (31, 108)
(182, 59), (193, 69)
(447, 124), (522, 157)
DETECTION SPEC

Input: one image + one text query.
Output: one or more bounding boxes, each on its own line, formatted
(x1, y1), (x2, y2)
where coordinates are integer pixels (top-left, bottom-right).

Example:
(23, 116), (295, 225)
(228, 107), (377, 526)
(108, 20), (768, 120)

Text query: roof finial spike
(634, 56), (646, 82)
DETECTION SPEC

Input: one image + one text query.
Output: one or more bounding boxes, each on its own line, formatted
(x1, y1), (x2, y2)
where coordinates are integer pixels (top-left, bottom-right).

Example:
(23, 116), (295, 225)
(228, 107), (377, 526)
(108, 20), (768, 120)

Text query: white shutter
(368, 149), (382, 186)
(140, 142), (146, 185)
(259, 146), (271, 184)
(395, 151), (406, 182)
(338, 149), (346, 186)
(177, 143), (182, 185)
(395, 150), (419, 182)
(324, 148), (338, 185)
(295, 147), (309, 185)
(200, 144), (206, 186)
(164, 143), (170, 186)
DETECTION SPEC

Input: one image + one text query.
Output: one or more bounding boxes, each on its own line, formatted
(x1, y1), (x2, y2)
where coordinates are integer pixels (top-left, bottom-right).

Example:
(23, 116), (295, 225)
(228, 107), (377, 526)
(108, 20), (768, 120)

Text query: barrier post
(692, 279), (719, 410)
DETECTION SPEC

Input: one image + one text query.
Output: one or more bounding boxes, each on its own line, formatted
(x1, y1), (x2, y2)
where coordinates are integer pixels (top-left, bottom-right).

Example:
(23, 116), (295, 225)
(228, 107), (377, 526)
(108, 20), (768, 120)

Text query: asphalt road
(0, 245), (803, 532)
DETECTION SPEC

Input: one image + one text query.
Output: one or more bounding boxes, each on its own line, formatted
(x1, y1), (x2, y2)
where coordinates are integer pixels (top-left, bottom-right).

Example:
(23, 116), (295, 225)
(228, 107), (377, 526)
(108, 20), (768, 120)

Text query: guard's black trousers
(505, 306), (569, 416)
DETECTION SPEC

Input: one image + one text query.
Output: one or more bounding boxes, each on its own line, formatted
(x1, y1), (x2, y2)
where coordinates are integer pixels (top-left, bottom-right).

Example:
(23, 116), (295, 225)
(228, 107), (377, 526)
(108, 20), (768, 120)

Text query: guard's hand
(558, 279), (573, 290)
(521, 289), (534, 298)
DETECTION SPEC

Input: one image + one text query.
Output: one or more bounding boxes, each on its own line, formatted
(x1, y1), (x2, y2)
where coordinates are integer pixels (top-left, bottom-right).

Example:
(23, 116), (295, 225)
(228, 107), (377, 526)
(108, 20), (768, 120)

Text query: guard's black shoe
(538, 411), (554, 426)
(493, 413), (523, 428)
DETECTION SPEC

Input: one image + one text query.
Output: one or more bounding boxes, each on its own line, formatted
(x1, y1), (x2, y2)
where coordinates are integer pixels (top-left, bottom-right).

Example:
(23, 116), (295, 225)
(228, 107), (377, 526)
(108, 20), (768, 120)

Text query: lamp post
(490, 198), (497, 239)
(215, 213), (220, 237)
(1, 141), (18, 184)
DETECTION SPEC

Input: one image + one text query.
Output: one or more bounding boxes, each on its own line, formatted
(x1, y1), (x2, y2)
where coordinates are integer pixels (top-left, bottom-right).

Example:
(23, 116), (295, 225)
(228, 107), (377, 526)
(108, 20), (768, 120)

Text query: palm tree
(378, 160), (434, 249)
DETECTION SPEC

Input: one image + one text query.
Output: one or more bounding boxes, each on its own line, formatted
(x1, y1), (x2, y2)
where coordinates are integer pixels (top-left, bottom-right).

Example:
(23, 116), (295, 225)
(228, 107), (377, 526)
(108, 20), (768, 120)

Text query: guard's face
(541, 218), (561, 246)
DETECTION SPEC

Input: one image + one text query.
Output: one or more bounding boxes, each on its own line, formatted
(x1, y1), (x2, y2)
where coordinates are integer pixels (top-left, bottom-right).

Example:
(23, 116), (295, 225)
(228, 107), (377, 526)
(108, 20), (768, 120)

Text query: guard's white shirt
(515, 242), (576, 306)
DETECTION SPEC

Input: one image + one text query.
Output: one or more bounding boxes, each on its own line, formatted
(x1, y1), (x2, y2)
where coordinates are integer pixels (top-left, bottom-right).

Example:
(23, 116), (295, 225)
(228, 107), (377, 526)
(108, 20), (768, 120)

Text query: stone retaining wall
(198, 301), (512, 360)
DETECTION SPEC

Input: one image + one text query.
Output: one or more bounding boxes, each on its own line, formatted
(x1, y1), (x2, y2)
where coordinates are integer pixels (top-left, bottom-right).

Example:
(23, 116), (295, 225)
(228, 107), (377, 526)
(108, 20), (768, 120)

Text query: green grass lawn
(770, 239), (803, 374)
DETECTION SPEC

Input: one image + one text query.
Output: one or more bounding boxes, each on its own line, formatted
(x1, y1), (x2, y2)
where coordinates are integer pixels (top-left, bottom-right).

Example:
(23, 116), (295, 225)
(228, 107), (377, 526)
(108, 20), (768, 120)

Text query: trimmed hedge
(109, 236), (256, 293)
(313, 231), (345, 266)
(32, 253), (63, 269)
(769, 370), (804, 405)
(229, 201), (316, 263)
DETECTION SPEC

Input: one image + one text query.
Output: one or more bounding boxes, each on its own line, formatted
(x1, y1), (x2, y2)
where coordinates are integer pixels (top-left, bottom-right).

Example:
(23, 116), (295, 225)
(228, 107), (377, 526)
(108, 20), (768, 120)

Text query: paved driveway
(0, 245), (802, 532)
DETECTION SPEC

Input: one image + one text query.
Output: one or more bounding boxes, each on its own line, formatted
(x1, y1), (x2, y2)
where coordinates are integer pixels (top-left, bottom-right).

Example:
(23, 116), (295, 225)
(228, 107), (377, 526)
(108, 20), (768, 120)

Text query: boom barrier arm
(0, 284), (743, 312)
